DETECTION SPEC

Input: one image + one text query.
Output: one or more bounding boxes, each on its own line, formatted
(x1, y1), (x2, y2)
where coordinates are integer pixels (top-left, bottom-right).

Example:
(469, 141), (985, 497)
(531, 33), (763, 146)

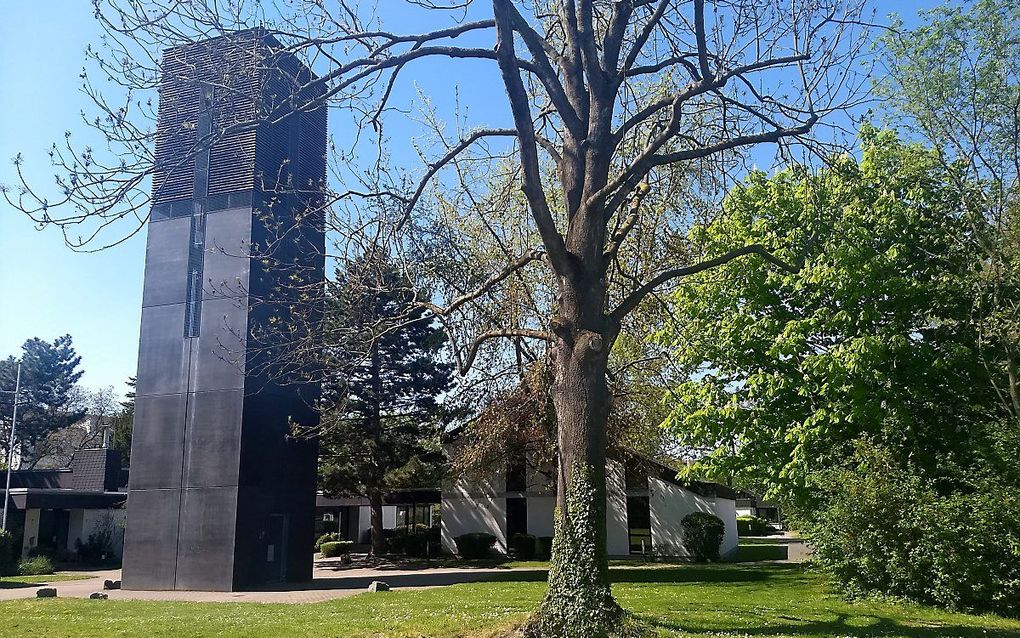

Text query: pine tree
(318, 254), (453, 555)
(110, 377), (136, 464)
(0, 335), (85, 468)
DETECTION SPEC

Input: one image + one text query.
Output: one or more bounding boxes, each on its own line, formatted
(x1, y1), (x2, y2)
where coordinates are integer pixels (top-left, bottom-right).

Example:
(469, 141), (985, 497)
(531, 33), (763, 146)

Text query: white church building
(441, 449), (739, 559)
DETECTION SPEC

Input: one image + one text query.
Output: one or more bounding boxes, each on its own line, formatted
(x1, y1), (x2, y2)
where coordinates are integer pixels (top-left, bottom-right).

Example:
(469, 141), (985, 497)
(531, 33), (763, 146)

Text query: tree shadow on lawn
(610, 563), (796, 584)
(635, 611), (1020, 638)
(0, 581), (39, 590)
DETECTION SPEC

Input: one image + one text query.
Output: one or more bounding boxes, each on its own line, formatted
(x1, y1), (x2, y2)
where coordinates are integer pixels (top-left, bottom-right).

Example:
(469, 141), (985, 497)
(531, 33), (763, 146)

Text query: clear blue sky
(0, 1), (940, 397)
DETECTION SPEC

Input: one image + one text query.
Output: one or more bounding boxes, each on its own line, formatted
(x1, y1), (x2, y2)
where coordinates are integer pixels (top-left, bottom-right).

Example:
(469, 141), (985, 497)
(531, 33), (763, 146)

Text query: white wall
(21, 509), (40, 558)
(442, 485), (507, 553)
(606, 460), (630, 556)
(714, 497), (739, 558)
(439, 452), (739, 560)
(649, 477), (739, 558)
(527, 496), (555, 539)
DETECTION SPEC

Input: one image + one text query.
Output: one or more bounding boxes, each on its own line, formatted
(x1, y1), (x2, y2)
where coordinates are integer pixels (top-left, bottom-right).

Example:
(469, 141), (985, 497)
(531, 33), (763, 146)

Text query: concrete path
(741, 532), (812, 563)
(0, 539), (809, 604)
(0, 564), (547, 604)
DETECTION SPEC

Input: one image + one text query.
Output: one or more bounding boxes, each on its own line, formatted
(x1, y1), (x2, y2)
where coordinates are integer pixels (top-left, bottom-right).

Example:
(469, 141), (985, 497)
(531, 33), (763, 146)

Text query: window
(506, 456), (527, 492)
(396, 503), (432, 528)
(624, 460), (648, 492)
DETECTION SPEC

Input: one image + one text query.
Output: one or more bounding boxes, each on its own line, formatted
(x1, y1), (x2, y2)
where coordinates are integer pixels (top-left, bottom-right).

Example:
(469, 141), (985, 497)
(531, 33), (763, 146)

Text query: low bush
(454, 532), (497, 559)
(681, 512), (725, 562)
(76, 527), (116, 565)
(319, 541), (354, 558)
(18, 556), (54, 576)
(315, 532), (342, 552)
(387, 524), (439, 557)
(508, 533), (537, 560)
(736, 515), (769, 536)
(0, 530), (18, 576)
(806, 443), (1020, 617)
(536, 536), (553, 560)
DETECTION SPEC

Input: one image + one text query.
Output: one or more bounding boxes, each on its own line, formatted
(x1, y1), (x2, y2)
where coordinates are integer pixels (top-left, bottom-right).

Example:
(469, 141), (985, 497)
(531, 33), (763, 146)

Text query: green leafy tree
(318, 254), (453, 555)
(657, 129), (1000, 503)
(881, 0), (1020, 423)
(8, 1), (871, 631)
(0, 335), (85, 468)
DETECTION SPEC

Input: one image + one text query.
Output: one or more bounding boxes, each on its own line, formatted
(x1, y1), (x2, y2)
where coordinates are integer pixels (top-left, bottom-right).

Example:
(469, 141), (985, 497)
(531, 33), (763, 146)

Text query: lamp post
(2, 362), (22, 532)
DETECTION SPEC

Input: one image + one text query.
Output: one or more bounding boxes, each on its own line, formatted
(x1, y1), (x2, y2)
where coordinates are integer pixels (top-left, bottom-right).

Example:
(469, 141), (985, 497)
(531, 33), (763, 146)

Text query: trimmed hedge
(454, 532), (497, 559)
(681, 512), (725, 562)
(737, 515), (769, 536)
(319, 541), (354, 558)
(508, 533), (537, 560)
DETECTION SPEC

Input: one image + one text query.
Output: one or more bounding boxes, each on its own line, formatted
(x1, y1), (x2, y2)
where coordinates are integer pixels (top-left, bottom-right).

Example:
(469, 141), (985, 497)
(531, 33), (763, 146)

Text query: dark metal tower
(122, 29), (326, 591)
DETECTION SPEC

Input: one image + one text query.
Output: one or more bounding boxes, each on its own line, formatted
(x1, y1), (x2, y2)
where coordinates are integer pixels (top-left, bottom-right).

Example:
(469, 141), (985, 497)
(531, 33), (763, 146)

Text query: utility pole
(2, 362), (22, 532)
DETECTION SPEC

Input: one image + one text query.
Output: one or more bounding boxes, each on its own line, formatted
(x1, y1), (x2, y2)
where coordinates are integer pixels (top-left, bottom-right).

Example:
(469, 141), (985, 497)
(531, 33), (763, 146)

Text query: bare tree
(5, 1), (872, 634)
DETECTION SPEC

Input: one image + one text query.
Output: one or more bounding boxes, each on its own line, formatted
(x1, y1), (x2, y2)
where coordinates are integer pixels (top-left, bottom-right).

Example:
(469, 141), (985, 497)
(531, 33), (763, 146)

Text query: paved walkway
(0, 538), (810, 604)
(0, 564), (547, 603)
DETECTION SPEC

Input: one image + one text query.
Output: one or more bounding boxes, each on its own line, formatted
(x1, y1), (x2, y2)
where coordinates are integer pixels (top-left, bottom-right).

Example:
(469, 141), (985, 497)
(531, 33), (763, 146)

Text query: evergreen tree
(0, 335), (85, 468)
(318, 254), (453, 555)
(110, 377), (136, 464)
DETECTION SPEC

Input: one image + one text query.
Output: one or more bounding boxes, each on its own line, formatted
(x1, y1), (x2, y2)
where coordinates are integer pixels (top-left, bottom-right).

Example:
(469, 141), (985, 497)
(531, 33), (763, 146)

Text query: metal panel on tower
(123, 29), (325, 591)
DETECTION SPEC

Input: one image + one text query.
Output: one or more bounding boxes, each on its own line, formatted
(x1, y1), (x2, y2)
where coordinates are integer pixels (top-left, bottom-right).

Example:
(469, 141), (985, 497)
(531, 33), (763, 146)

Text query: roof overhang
(6, 488), (127, 510)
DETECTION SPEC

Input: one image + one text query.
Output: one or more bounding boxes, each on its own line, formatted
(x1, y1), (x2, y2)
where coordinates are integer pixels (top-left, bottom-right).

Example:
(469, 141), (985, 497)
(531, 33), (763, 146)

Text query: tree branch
(493, 0), (574, 277)
(611, 244), (799, 320)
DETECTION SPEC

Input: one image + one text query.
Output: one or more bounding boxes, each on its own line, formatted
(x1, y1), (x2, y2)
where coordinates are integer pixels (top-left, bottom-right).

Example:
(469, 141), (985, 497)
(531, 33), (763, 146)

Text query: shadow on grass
(634, 612), (1020, 638)
(612, 563), (804, 585)
(729, 544), (789, 562)
(258, 568), (551, 592)
(307, 561), (796, 592)
(316, 556), (525, 573)
(0, 578), (53, 589)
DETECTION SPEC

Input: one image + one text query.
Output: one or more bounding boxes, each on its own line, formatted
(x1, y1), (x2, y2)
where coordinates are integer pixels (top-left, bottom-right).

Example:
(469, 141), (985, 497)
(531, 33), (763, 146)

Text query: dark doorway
(37, 509), (69, 555)
(626, 496), (652, 555)
(506, 497), (528, 541)
(265, 514), (287, 583)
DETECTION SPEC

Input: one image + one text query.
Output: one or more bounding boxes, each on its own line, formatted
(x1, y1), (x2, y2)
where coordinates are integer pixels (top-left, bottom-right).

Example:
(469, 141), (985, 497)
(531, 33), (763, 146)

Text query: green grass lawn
(1, 564), (1018, 638)
(0, 572), (94, 589)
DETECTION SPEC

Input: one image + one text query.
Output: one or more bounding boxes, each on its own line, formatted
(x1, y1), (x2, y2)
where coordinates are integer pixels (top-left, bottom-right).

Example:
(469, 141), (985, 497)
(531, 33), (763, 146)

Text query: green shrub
(536, 536), (553, 560)
(681, 512), (725, 562)
(0, 530), (18, 576)
(454, 532), (497, 559)
(806, 443), (1020, 616)
(736, 515), (769, 536)
(508, 533), (537, 560)
(76, 527), (115, 565)
(319, 541), (354, 558)
(314, 532), (341, 552)
(18, 556), (54, 576)
(387, 524), (439, 557)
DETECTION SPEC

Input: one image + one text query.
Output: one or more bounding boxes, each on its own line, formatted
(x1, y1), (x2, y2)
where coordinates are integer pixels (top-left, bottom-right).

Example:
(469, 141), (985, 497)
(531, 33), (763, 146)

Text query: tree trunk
(369, 490), (385, 557)
(526, 297), (622, 637)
